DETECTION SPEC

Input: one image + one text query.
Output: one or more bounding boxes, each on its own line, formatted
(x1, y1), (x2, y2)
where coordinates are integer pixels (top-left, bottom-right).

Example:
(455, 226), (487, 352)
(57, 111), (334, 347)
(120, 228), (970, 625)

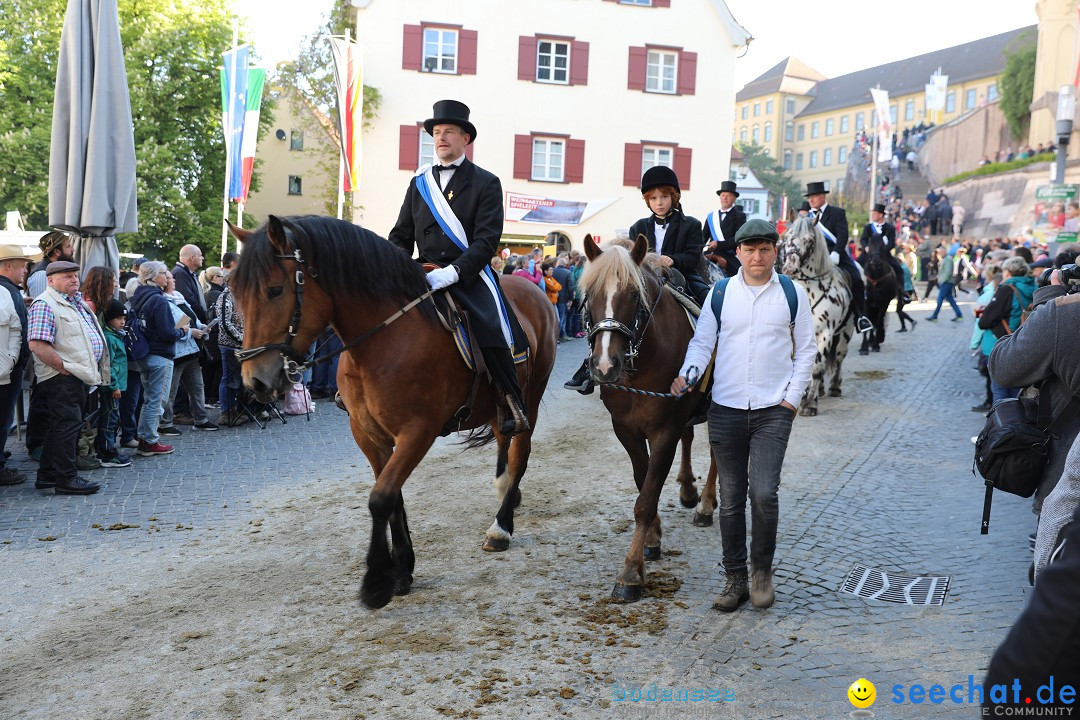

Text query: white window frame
(418, 131), (435, 169)
(785, 122), (793, 141)
(855, 112), (865, 130)
(753, 102), (760, 117)
(641, 145), (674, 174)
(988, 84), (998, 102)
(795, 153), (803, 170)
(752, 124), (759, 144)
(965, 88), (977, 110)
(423, 27), (458, 74)
(838, 145), (847, 163)
(809, 150), (818, 168)
(905, 99), (914, 121)
(783, 150), (792, 170)
(288, 176), (302, 195)
(646, 49), (677, 94)
(946, 91), (956, 113)
(766, 99), (773, 114)
(811, 121), (819, 139)
(536, 39), (570, 85)
(823, 148), (832, 166)
(786, 98), (796, 114)
(531, 137), (565, 182)
(739, 127), (747, 142)
(742, 106), (748, 120)
(840, 115), (849, 133)
(764, 122), (772, 143)
(825, 118), (834, 136)
(742, 198), (759, 214)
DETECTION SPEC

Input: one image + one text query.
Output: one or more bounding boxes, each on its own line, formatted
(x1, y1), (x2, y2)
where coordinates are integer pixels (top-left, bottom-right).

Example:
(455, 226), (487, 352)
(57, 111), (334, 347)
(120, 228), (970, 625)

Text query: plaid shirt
(27, 290), (105, 362)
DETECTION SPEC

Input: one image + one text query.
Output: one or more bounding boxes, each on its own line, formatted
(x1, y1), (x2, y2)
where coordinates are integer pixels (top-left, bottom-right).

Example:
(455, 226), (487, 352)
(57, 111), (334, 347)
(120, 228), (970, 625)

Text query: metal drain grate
(839, 564), (950, 605)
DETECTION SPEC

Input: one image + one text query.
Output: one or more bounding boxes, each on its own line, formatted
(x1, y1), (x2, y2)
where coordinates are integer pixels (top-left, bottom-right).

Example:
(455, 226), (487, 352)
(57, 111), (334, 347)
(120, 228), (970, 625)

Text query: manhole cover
(839, 564), (950, 605)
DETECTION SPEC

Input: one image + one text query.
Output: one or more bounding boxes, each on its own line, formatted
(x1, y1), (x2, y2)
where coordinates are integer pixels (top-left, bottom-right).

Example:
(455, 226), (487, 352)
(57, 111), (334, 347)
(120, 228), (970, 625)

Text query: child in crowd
(542, 263), (562, 305)
(97, 300), (132, 467)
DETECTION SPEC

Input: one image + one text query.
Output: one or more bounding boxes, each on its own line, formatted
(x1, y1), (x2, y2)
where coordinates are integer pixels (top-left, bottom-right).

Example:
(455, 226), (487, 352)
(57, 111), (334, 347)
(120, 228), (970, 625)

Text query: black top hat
(798, 201), (811, 213)
(872, 203), (886, 214)
(640, 165), (681, 194)
(423, 100), (477, 144)
(803, 181), (828, 197)
(716, 180), (740, 198)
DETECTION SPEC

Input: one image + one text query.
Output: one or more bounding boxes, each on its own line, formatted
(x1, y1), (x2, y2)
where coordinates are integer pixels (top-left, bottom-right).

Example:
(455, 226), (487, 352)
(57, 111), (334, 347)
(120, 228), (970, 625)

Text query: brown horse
(581, 234), (710, 602)
(228, 215), (557, 609)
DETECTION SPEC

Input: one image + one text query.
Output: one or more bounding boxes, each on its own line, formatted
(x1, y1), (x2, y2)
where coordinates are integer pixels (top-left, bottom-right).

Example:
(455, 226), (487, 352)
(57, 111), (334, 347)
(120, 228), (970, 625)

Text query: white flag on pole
(870, 87), (892, 162)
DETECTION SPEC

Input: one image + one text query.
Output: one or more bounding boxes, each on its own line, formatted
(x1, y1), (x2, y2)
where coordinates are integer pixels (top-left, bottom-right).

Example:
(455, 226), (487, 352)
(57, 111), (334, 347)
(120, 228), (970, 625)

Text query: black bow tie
(432, 164), (453, 174)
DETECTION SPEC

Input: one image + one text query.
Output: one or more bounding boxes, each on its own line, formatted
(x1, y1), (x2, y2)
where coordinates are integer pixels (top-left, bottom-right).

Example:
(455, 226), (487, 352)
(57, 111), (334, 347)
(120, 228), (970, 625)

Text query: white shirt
(679, 268), (816, 410)
(653, 221), (668, 255)
(433, 154), (465, 189)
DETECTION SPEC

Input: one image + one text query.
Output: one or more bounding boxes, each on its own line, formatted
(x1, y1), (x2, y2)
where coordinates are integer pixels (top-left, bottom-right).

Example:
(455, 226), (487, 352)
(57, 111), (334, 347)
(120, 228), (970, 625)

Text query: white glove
(829, 251), (840, 265)
(426, 264), (459, 290)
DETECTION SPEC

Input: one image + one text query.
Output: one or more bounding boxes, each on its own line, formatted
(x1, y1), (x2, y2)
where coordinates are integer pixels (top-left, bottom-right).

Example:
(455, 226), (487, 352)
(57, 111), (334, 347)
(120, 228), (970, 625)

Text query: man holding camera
(989, 264), (1080, 522)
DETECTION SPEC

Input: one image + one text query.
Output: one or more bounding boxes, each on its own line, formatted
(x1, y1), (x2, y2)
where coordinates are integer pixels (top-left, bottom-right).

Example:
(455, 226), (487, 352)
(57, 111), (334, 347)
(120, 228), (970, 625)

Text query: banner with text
(505, 192), (615, 225)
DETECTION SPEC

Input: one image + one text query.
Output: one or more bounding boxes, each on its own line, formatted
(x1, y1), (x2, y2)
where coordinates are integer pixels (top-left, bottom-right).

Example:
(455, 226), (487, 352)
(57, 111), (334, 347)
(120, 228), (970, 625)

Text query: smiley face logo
(848, 678), (876, 708)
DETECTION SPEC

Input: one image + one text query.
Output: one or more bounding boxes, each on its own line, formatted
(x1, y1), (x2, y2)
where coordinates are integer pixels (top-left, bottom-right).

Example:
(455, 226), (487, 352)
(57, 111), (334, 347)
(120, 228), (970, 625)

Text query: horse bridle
(584, 274), (664, 373)
(234, 220), (434, 384)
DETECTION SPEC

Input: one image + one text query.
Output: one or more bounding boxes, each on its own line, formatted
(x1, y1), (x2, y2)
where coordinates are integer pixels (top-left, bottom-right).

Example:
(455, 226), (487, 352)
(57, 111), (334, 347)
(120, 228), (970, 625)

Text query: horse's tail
(457, 425), (496, 449)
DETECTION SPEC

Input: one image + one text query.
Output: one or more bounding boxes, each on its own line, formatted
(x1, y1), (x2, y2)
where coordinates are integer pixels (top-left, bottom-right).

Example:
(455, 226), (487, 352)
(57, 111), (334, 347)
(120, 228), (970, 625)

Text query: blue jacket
(129, 284), (184, 359)
(978, 275), (1037, 355)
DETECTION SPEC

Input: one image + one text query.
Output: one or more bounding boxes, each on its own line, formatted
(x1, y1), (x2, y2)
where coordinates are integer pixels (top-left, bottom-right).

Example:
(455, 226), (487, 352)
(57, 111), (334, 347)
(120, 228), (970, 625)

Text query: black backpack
(975, 390), (1080, 534)
(124, 307), (150, 361)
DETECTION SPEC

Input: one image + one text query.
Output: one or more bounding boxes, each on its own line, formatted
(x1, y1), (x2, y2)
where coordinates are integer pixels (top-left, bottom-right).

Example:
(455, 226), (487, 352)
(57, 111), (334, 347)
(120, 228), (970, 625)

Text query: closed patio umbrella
(48, 0), (138, 279)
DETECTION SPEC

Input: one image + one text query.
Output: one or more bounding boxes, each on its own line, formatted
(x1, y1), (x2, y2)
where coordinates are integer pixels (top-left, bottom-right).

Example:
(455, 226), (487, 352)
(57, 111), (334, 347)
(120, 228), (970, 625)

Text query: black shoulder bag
(975, 389), (1080, 534)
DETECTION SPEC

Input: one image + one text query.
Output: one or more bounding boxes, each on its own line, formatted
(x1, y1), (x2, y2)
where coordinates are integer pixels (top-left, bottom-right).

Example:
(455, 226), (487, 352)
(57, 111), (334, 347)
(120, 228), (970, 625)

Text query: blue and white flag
(220, 45), (250, 200)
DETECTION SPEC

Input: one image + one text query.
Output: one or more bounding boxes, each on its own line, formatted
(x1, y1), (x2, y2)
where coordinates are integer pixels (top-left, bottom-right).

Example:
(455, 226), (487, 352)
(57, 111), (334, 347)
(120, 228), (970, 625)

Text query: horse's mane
(580, 239), (653, 305)
(785, 215), (832, 276)
(230, 215), (435, 321)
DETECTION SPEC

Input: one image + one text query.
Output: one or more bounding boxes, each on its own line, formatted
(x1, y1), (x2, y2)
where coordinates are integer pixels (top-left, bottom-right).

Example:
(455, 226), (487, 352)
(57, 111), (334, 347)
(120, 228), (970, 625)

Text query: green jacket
(938, 254), (954, 284)
(104, 326), (128, 392)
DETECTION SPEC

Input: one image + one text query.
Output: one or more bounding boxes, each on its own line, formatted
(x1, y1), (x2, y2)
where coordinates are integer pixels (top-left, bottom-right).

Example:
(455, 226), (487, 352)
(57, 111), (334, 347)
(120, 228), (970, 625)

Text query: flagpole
(336, 29), (351, 221)
(869, 84), (879, 214)
(222, 20), (239, 260)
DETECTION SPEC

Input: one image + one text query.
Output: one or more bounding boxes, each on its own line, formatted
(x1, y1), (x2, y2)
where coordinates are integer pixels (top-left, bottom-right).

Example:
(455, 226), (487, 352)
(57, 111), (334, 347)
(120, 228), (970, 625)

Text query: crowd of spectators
(498, 248), (586, 341)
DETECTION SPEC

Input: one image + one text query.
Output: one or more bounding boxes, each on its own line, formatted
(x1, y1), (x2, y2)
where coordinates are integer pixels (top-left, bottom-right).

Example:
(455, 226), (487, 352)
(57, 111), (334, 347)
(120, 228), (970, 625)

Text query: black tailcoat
(628, 212), (709, 303)
(388, 159), (526, 351)
(702, 205), (746, 273)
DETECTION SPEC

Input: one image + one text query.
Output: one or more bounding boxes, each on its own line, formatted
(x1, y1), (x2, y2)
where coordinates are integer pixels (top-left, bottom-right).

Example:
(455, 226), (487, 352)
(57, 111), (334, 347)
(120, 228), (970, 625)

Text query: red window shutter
(627, 46), (647, 91)
(570, 41), (589, 86)
(514, 134), (532, 180)
(623, 143), (643, 186)
(402, 24), (422, 71)
(459, 29), (478, 75)
(399, 125), (420, 170)
(654, 0), (671, 7)
(465, 143), (475, 162)
(677, 51), (697, 95)
(566, 139), (585, 183)
(674, 147), (692, 190)
(518, 36), (538, 82)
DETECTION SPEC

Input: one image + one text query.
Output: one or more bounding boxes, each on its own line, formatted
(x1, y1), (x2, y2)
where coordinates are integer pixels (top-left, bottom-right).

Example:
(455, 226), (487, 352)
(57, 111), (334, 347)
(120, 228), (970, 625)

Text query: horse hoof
(483, 536), (511, 552)
(393, 575), (413, 596)
(360, 576), (394, 609)
(692, 512), (714, 527)
(858, 349), (869, 356)
(871, 346), (880, 352)
(799, 407), (818, 417)
(611, 583), (643, 603)
(643, 545), (661, 561)
(679, 492), (699, 509)
(828, 388), (842, 397)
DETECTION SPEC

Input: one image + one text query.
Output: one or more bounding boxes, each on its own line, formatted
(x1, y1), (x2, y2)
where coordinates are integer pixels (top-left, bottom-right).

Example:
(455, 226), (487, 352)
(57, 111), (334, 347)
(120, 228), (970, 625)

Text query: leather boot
(498, 394), (530, 437)
(751, 565), (775, 609)
(712, 568), (749, 612)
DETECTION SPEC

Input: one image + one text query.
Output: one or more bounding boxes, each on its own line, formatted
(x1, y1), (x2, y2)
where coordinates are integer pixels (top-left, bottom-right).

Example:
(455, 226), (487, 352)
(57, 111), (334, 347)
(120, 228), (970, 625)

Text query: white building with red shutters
(346, 0), (749, 251)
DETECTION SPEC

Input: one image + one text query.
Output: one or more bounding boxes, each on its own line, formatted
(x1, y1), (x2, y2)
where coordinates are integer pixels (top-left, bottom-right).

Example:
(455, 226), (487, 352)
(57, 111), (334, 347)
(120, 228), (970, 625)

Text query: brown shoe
(750, 565), (775, 609)
(712, 568), (749, 612)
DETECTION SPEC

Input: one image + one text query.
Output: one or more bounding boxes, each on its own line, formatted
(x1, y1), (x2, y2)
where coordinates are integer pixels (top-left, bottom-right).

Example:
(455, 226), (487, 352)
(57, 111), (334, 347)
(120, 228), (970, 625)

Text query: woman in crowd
(81, 266), (118, 317)
(158, 271), (216, 434)
(215, 276), (248, 426)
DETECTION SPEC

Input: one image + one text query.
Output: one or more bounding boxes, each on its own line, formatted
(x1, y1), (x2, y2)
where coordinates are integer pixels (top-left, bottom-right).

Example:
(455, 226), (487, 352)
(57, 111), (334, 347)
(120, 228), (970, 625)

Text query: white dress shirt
(679, 268), (816, 410)
(433, 154), (465, 189)
(653, 221), (668, 255)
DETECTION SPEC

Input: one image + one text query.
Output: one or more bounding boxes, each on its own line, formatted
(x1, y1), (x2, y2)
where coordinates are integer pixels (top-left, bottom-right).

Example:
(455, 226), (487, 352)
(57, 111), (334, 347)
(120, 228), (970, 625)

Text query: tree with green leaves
(274, 0), (382, 216)
(734, 142), (803, 218)
(0, 0), (262, 263)
(1000, 33), (1037, 140)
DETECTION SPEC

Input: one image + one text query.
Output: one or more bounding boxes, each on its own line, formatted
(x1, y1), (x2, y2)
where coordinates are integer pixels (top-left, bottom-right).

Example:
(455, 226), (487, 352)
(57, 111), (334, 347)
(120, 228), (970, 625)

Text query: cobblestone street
(0, 291), (1036, 719)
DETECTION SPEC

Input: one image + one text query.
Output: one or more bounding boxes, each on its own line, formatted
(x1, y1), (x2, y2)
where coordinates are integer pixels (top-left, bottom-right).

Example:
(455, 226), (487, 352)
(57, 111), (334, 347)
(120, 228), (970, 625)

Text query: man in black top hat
(388, 100), (530, 437)
(858, 203), (906, 302)
(804, 182), (872, 333)
(703, 180), (746, 275)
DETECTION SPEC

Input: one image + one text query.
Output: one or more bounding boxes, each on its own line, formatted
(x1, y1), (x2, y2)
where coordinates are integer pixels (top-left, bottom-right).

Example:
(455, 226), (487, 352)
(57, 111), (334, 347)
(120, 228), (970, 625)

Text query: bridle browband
(234, 219), (435, 383)
(585, 270), (664, 374)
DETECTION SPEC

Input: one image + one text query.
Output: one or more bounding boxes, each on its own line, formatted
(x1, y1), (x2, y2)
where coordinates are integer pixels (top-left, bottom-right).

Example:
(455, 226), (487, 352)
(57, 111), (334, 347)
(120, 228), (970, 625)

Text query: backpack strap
(777, 274), (798, 324)
(709, 277), (730, 328)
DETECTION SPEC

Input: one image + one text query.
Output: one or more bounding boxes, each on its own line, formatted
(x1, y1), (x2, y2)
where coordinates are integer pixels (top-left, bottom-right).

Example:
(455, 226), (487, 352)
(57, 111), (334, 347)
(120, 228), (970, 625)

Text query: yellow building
(734, 26), (1035, 201)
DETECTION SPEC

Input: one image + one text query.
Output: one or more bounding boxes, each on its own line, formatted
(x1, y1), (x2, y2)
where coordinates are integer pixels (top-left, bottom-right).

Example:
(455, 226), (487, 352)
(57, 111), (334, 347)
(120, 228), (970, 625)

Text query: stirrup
(855, 316), (873, 334)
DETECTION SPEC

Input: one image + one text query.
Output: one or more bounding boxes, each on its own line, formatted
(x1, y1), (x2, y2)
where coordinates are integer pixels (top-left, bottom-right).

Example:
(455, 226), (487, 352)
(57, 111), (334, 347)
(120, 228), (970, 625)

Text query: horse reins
(234, 220), (436, 384)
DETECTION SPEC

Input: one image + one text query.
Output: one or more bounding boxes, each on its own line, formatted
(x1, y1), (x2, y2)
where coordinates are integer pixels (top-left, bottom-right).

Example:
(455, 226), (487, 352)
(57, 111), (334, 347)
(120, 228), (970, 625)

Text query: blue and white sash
(414, 166), (516, 351)
(814, 212), (838, 245)
(706, 211), (724, 245)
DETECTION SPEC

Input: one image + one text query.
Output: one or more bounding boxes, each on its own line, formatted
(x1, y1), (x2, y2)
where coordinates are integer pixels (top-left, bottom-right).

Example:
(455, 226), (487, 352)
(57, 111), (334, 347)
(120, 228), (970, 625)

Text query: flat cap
(46, 260), (80, 276)
(733, 218), (779, 245)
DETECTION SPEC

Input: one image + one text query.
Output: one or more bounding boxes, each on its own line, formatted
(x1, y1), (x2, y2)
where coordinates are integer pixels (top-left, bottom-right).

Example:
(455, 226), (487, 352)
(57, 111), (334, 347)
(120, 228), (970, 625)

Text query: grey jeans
(708, 402), (795, 573)
(161, 354), (209, 426)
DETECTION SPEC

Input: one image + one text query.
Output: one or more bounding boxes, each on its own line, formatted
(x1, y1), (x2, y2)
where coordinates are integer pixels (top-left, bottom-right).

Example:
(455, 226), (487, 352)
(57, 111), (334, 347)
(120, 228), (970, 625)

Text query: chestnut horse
(581, 234), (710, 602)
(229, 215), (557, 609)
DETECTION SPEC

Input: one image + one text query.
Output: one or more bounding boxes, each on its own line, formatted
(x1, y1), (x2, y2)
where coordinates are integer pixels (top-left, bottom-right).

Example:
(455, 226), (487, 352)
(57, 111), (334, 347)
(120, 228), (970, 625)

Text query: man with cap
(671, 219), (815, 613)
(858, 203), (906, 302)
(703, 180), (747, 275)
(26, 231), (74, 299)
(388, 99), (531, 436)
(0, 243), (39, 485)
(26, 261), (109, 495)
(805, 182), (873, 333)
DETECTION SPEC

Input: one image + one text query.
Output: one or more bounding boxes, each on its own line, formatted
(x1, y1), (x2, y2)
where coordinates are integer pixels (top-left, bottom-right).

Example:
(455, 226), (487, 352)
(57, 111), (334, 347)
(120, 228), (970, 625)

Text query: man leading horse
(388, 99), (531, 437)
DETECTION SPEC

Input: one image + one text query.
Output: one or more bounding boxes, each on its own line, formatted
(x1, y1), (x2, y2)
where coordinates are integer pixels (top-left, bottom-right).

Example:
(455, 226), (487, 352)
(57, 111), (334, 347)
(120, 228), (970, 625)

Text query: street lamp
(1055, 84), (1075, 185)
(737, 161), (749, 180)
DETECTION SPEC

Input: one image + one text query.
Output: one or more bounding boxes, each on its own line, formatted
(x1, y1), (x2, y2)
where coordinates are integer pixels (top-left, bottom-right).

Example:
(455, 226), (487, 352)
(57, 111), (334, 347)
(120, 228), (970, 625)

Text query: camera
(1041, 263), (1080, 292)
